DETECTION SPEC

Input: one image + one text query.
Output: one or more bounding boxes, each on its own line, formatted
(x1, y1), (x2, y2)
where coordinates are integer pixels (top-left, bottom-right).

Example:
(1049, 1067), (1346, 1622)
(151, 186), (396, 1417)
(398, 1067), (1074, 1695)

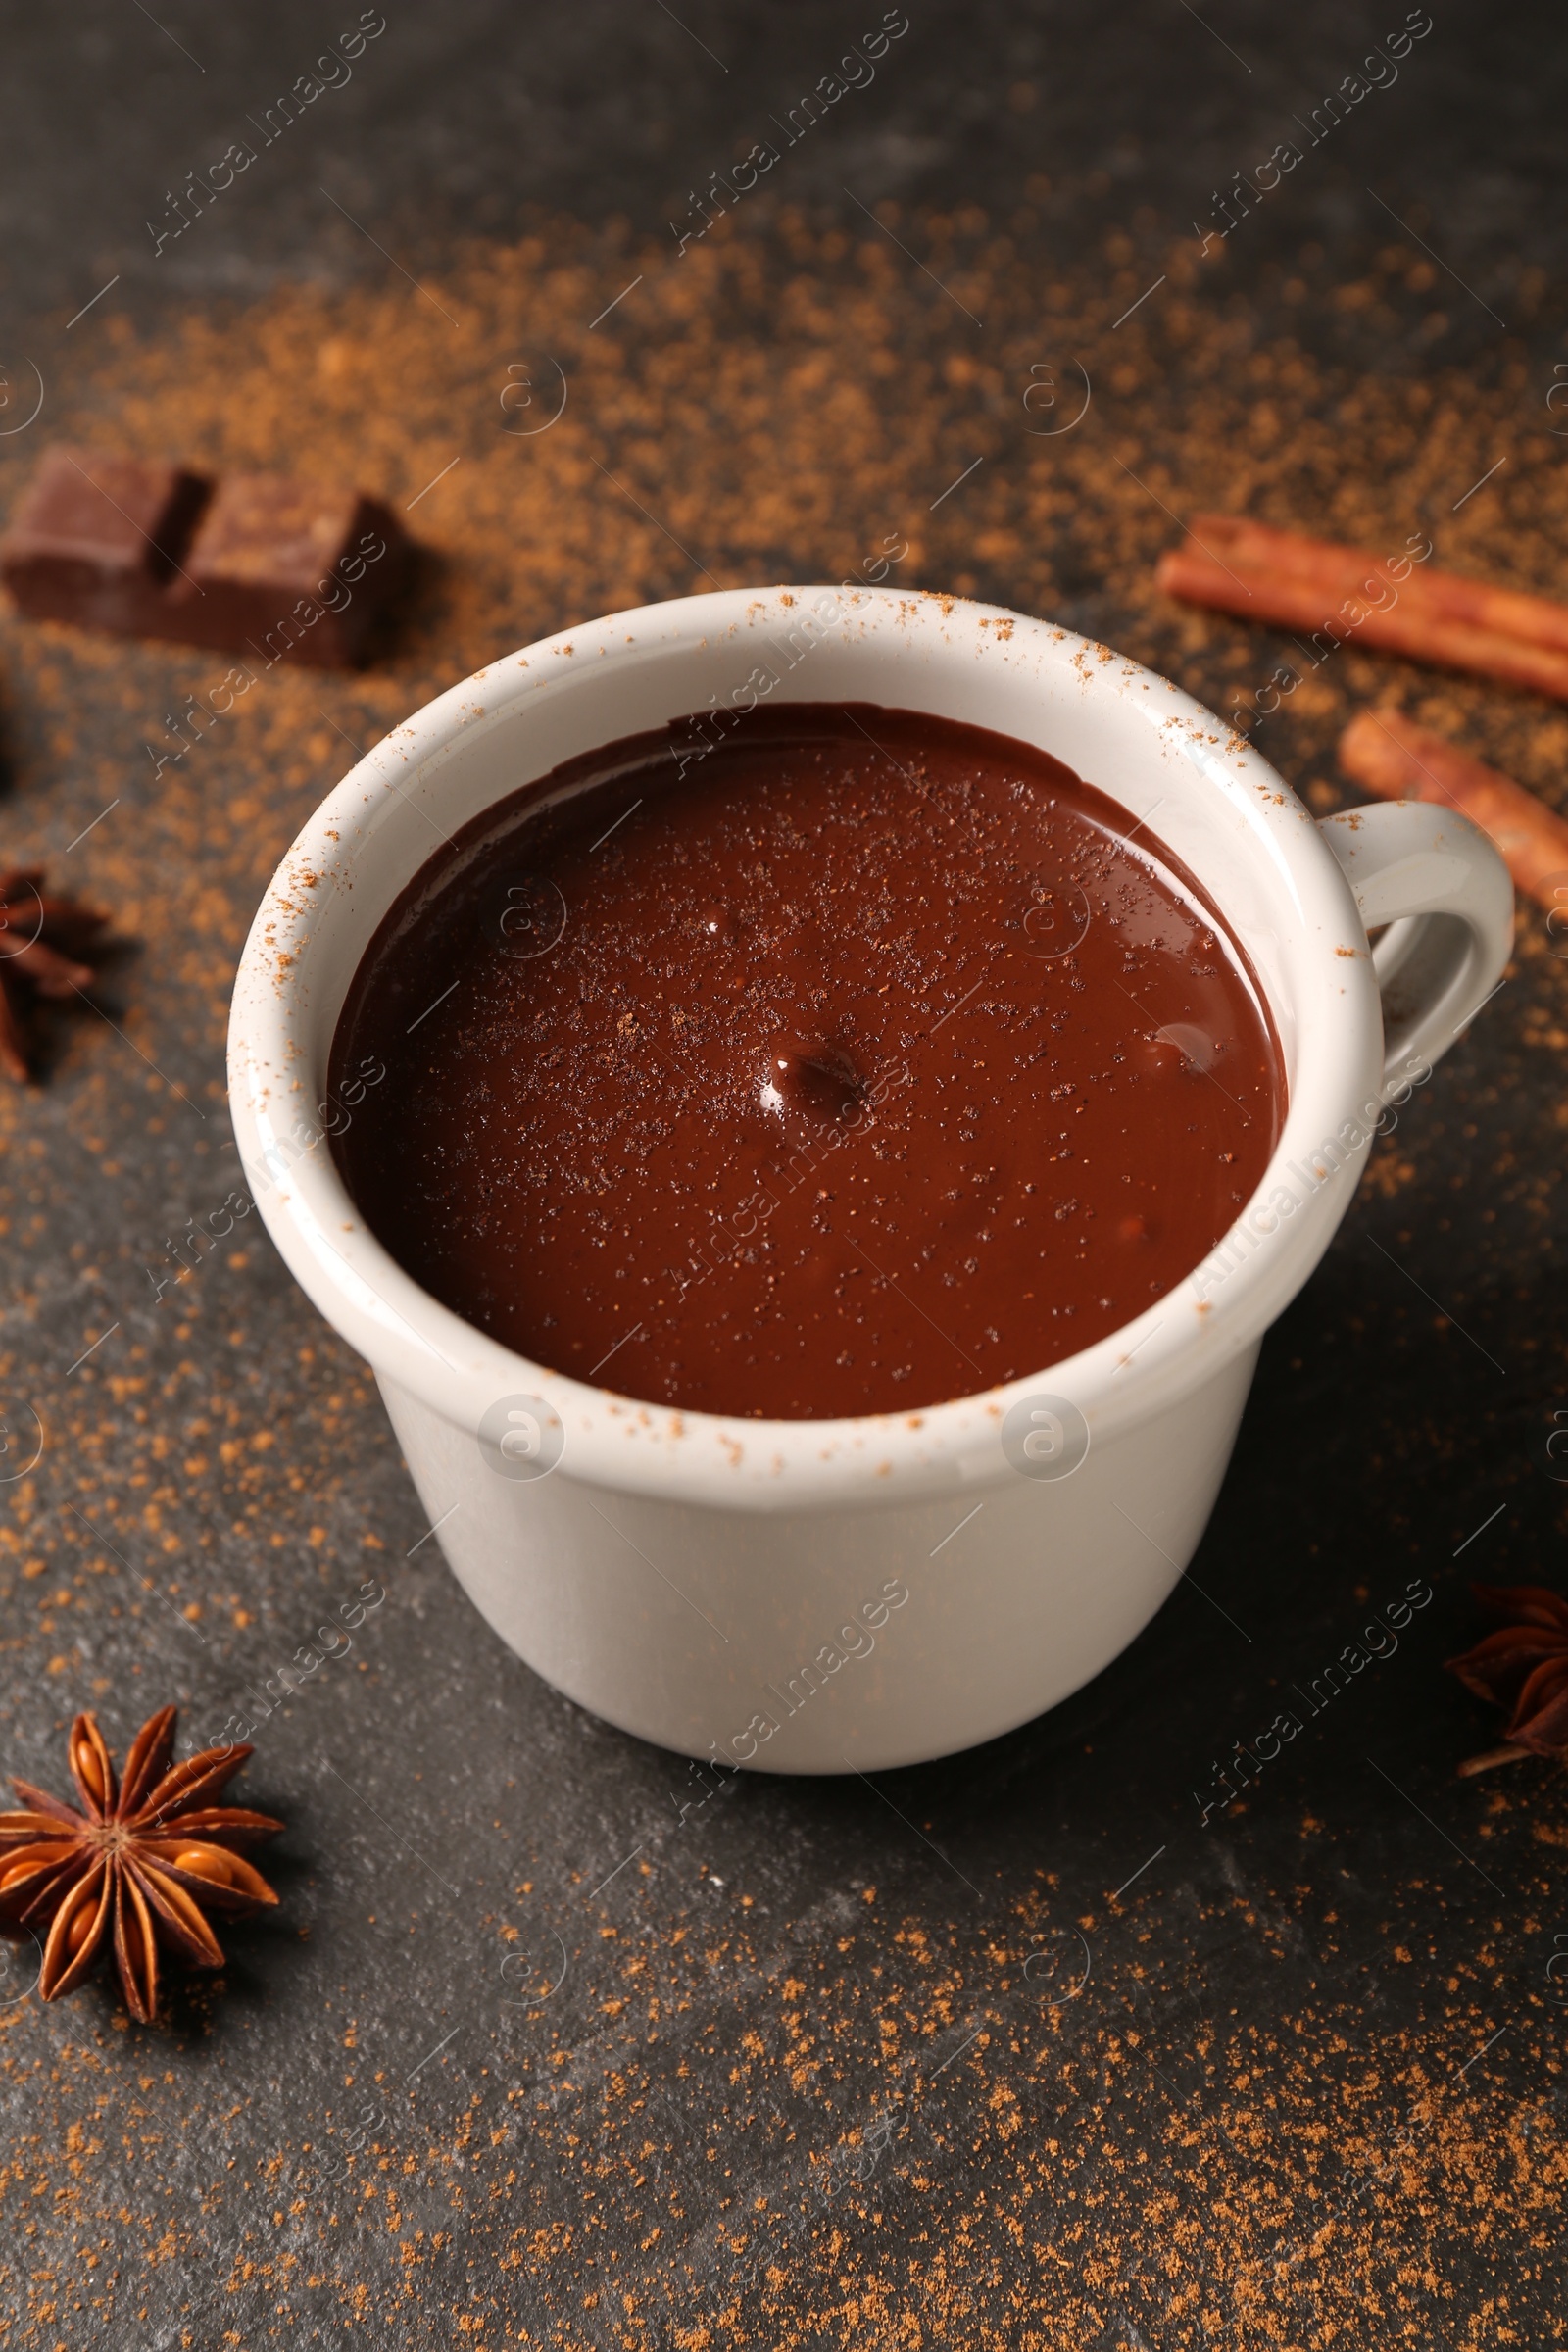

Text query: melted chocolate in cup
(331, 704), (1284, 1419)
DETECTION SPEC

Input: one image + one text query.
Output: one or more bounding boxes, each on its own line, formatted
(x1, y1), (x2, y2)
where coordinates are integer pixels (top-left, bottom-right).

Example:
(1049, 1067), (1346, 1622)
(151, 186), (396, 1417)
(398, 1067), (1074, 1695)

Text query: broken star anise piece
(1447, 1582), (1568, 1778)
(0, 1706), (282, 2020)
(0, 865), (111, 1082)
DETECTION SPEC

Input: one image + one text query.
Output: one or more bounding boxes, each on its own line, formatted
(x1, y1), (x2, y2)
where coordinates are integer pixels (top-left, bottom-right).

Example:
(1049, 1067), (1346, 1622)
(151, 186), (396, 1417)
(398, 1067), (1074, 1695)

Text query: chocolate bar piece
(0, 445), (410, 668)
(0, 445), (211, 637)
(161, 474), (409, 665)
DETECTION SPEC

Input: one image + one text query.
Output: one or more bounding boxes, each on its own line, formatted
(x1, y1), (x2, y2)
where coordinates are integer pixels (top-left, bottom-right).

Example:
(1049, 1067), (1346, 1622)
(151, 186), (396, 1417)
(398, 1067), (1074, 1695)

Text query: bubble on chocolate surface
(760, 1034), (865, 1126)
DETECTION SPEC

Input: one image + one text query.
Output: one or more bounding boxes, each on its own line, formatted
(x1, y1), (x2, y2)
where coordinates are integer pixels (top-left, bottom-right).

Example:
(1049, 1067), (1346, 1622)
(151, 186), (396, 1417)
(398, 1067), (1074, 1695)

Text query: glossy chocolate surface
(331, 704), (1283, 1417)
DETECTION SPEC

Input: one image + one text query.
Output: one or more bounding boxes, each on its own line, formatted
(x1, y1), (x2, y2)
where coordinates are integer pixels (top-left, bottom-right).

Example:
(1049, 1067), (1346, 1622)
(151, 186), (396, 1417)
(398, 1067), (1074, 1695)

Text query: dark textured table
(1, 6), (1565, 2345)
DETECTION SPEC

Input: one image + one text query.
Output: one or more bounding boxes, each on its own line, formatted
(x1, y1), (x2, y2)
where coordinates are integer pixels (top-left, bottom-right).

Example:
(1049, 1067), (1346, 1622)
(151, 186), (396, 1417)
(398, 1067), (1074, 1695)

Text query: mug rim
(226, 584), (1383, 1509)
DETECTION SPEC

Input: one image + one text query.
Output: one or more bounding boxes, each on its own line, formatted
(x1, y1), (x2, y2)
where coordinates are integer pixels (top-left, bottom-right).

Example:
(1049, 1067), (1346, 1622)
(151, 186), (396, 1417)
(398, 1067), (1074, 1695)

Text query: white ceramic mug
(227, 587), (1512, 1772)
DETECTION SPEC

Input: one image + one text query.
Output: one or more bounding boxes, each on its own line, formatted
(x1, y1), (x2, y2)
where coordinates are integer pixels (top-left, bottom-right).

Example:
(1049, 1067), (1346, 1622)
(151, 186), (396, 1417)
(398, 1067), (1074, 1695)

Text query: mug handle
(1317, 801), (1514, 1087)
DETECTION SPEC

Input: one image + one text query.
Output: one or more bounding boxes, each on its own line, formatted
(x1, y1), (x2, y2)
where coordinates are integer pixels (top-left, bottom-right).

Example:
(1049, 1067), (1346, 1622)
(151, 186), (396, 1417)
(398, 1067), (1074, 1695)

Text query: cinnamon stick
(1455, 1742), (1534, 1779)
(1185, 514), (1417, 604)
(1188, 514), (1568, 660)
(1156, 519), (1568, 704)
(1338, 709), (1568, 908)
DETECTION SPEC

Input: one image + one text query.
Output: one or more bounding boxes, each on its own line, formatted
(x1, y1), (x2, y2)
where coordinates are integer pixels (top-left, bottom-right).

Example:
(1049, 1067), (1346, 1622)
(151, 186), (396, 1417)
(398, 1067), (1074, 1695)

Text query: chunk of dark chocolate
(0, 445), (410, 668)
(159, 474), (409, 666)
(0, 445), (211, 636)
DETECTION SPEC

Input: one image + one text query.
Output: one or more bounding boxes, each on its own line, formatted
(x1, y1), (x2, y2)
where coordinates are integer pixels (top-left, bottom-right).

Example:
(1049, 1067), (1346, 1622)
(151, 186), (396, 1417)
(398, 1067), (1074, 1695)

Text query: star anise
(1447, 1583), (1568, 1777)
(0, 1707), (282, 2019)
(0, 865), (111, 1081)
